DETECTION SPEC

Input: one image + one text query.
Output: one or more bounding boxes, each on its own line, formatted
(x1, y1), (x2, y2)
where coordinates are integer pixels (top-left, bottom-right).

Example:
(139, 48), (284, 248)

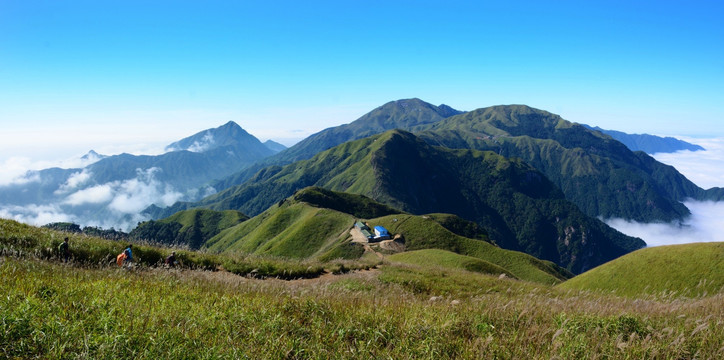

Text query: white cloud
(0, 158), (41, 186)
(63, 184), (114, 205)
(606, 200), (724, 247)
(653, 137), (724, 190)
(187, 132), (215, 152)
(107, 168), (183, 215)
(0, 203), (75, 226)
(602, 137), (724, 247)
(55, 169), (93, 194)
(1, 165), (187, 231)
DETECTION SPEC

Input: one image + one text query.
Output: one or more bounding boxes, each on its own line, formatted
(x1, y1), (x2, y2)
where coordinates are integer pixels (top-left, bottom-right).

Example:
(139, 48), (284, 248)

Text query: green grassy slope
(559, 242), (724, 297)
(388, 249), (515, 278)
(205, 201), (356, 259)
(3, 215), (723, 358)
(130, 209), (248, 249)
(201, 187), (568, 284)
(3, 256), (723, 359)
(369, 214), (572, 284)
(371, 214), (571, 284)
(0, 218), (360, 279)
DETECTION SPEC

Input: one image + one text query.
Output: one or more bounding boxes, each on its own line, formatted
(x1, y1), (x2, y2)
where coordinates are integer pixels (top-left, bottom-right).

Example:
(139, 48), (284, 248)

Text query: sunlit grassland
(2, 218), (724, 358)
(2, 258), (723, 359)
(373, 214), (569, 284)
(387, 249), (516, 278)
(559, 242), (724, 298)
(0, 218), (376, 279)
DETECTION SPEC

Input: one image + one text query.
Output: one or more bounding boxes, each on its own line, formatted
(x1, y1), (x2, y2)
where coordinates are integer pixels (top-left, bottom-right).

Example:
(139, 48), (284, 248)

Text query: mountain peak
(80, 150), (107, 163)
(255, 98), (463, 166)
(437, 104), (464, 117)
(165, 121), (260, 153)
(263, 140), (287, 153)
(220, 120), (242, 130)
(378, 98), (461, 116)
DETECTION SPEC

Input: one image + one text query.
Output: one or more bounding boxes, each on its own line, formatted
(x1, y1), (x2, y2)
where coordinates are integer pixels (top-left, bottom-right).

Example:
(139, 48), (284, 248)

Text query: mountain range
(211, 99), (463, 190)
(584, 125), (705, 154)
(152, 129), (644, 273)
(3, 97), (719, 275)
(0, 121), (274, 230)
(199, 99), (720, 224)
(414, 105), (724, 222)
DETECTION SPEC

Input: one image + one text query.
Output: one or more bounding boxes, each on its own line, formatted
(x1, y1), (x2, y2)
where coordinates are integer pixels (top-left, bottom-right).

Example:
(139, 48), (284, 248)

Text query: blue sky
(1, 0), (723, 165)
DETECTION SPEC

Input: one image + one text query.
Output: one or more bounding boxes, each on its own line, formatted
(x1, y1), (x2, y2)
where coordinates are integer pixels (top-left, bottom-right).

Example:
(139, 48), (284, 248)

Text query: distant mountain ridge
(263, 140), (287, 153)
(415, 104), (724, 222)
(584, 125), (705, 154)
(204, 100), (722, 226)
(155, 129), (643, 273)
(0, 121), (274, 230)
(210, 98), (463, 190)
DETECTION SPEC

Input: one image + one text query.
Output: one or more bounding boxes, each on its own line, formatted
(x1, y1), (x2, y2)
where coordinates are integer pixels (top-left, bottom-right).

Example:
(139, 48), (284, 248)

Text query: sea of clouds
(0, 139), (205, 231)
(0, 167), (185, 232)
(604, 137), (724, 246)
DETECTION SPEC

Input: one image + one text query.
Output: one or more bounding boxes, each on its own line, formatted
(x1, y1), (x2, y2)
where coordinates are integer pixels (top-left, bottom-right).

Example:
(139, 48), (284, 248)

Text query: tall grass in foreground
(0, 218), (376, 279)
(2, 258), (723, 359)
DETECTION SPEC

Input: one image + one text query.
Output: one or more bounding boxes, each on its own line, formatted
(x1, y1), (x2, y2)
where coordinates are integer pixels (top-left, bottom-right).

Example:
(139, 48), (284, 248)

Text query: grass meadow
(2, 218), (724, 359)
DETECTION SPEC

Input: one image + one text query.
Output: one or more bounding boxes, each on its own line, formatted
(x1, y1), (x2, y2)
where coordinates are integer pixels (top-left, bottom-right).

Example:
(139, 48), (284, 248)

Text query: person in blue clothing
(123, 244), (133, 264)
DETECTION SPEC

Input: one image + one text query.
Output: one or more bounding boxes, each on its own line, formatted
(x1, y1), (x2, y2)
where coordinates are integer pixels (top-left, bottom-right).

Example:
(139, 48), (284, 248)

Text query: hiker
(116, 244), (133, 267)
(58, 237), (70, 263)
(165, 251), (177, 267)
(124, 245), (133, 264)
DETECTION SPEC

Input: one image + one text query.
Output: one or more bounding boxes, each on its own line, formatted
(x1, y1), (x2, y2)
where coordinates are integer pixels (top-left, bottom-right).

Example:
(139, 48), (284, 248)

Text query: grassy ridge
(387, 249), (515, 278)
(3, 217), (724, 358)
(559, 242), (724, 297)
(2, 258), (723, 359)
(131, 208), (248, 249)
(202, 187), (571, 284)
(205, 201), (358, 259)
(291, 186), (401, 219)
(372, 214), (571, 284)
